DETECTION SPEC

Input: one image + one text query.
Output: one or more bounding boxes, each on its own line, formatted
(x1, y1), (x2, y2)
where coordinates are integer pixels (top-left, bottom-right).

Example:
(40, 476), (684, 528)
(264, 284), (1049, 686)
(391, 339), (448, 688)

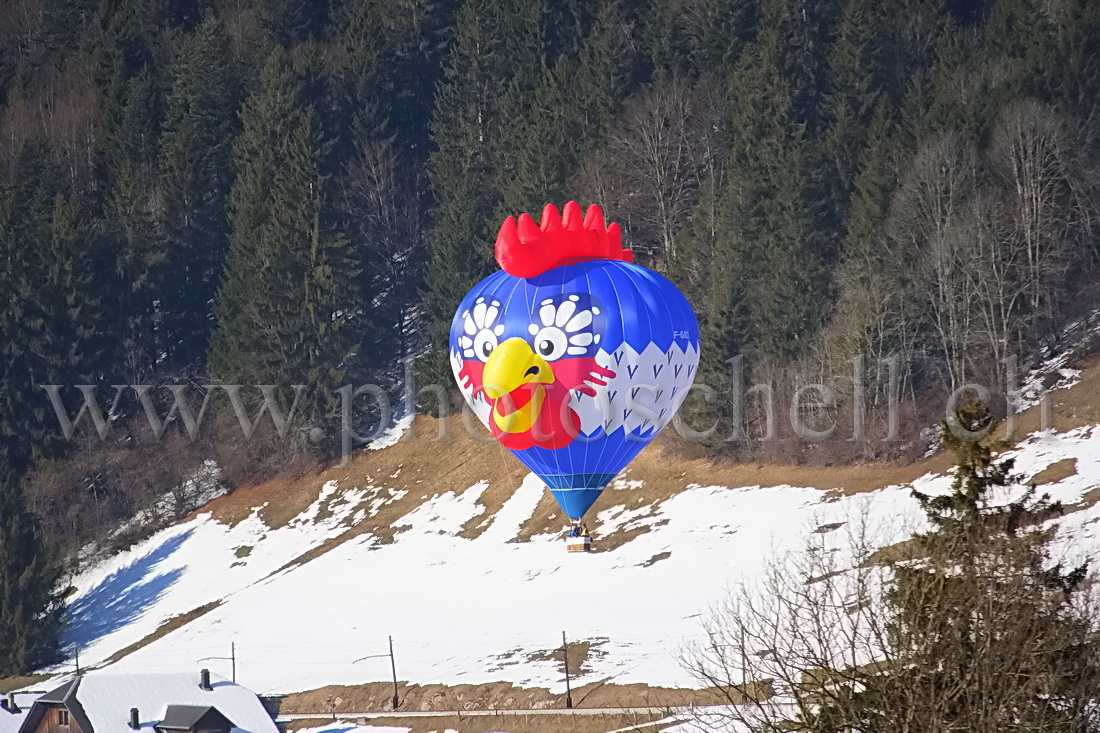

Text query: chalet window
(58, 710), (70, 726)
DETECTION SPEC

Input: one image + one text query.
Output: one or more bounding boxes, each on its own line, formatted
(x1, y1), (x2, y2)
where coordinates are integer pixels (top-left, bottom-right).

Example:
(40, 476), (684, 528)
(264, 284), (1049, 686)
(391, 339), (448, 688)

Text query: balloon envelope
(450, 256), (700, 520)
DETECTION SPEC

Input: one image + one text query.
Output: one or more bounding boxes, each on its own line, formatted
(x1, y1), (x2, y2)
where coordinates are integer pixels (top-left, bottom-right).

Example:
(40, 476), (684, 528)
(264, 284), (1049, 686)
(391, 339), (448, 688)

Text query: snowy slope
(52, 475), (911, 694)
(43, 411), (1100, 700)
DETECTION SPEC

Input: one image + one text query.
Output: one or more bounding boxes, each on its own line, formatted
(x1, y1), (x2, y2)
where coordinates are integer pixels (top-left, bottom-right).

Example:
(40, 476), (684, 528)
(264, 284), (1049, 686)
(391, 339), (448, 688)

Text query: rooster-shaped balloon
(450, 202), (699, 530)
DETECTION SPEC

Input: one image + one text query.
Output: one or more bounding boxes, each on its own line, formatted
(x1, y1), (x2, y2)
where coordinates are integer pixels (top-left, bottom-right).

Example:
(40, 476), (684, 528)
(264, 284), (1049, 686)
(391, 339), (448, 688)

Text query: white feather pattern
(451, 343), (699, 438)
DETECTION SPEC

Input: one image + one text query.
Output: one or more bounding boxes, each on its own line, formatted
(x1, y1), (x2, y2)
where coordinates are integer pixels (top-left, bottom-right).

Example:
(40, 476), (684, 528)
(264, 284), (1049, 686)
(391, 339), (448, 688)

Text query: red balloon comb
(494, 202), (634, 278)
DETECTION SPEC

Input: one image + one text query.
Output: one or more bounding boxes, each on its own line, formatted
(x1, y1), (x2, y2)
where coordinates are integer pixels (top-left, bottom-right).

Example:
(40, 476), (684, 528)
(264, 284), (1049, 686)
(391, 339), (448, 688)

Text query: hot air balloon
(450, 202), (699, 549)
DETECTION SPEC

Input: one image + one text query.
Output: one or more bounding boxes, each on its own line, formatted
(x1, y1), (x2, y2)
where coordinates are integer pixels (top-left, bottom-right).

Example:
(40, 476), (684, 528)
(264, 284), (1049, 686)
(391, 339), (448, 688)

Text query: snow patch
(368, 414), (415, 451)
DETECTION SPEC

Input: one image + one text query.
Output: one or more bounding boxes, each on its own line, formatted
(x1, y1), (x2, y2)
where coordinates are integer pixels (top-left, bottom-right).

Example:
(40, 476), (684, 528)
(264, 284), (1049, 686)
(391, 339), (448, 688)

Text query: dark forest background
(0, 0), (1099, 673)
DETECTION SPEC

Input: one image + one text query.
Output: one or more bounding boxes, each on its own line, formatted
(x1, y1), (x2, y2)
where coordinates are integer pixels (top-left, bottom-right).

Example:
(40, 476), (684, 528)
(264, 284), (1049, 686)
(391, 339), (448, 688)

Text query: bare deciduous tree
(576, 74), (720, 265)
(961, 191), (1026, 385)
(343, 138), (428, 368)
(886, 132), (979, 390)
(0, 61), (100, 187)
(989, 99), (1079, 337)
(684, 510), (898, 733)
(24, 410), (212, 567)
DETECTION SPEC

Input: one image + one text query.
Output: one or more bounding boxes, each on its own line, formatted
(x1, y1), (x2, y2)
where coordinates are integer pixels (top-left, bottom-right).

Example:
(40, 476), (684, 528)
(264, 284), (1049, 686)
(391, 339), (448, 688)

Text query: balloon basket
(566, 536), (592, 553)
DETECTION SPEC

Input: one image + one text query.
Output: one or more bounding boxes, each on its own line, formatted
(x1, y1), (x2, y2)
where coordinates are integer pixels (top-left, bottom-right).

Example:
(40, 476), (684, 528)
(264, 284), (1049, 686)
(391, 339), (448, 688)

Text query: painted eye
(533, 326), (568, 361)
(474, 329), (498, 361)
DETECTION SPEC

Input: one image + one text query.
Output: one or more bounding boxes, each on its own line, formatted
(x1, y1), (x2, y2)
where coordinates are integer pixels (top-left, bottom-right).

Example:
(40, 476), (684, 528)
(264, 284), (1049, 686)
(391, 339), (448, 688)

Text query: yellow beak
(482, 338), (553, 399)
(483, 338), (554, 434)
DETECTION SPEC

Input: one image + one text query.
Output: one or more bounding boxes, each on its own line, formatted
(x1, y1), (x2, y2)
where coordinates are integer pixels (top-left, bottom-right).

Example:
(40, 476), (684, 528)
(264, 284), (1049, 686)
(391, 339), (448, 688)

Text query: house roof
(0, 704), (29, 733)
(36, 680), (79, 705)
(156, 706), (234, 731)
(20, 678), (93, 733)
(17, 672), (276, 733)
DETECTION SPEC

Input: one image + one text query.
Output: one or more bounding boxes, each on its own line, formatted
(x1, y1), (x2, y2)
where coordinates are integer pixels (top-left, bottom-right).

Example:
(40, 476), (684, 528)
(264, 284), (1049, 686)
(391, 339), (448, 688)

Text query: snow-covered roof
(20, 672), (276, 733)
(0, 706), (29, 733)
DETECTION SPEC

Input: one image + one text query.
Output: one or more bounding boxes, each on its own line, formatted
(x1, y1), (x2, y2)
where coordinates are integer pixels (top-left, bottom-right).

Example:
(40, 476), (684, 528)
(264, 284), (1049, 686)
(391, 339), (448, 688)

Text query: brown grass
(996, 354), (1100, 439)
(102, 601), (222, 666)
(184, 354), (1100, 575)
(866, 538), (922, 566)
(1067, 486), (1100, 513)
(280, 679), (720, 716)
(289, 712), (672, 733)
(353, 713), (669, 733)
(0, 674), (51, 694)
(1030, 458), (1078, 485)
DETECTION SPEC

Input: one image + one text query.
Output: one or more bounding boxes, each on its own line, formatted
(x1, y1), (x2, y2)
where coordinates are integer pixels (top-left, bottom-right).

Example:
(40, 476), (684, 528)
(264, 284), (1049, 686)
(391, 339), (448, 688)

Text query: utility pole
(740, 628), (747, 694)
(389, 636), (398, 710)
(75, 647), (80, 676)
(353, 637), (399, 710)
(562, 631), (572, 709)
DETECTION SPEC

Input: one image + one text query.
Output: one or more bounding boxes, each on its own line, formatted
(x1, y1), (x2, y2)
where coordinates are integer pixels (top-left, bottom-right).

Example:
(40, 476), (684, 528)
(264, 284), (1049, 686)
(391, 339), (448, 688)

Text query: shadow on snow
(63, 528), (196, 649)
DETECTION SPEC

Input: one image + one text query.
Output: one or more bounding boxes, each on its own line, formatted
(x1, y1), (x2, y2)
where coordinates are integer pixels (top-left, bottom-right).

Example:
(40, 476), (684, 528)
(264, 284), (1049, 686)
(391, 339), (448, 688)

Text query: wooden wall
(33, 705), (82, 733)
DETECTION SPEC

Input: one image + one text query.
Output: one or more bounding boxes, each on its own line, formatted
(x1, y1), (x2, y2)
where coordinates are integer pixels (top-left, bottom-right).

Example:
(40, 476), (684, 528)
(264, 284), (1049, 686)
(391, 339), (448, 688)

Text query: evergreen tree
(781, 399), (1100, 732)
(158, 16), (240, 368)
(501, 1), (635, 215)
(691, 0), (760, 73)
(730, 0), (840, 143)
(980, 0), (1054, 107)
(639, 0), (691, 79)
(371, 0), (460, 155)
(208, 49), (358, 428)
(498, 59), (579, 215)
(39, 0), (98, 55)
(980, 0), (1100, 127)
(863, 399), (1099, 730)
(1052, 0), (1100, 122)
(333, 0), (458, 379)
(912, 21), (987, 140)
(641, 0), (759, 80)
(689, 398), (1100, 732)
(0, 141), (110, 465)
(88, 0), (158, 150)
(824, 1), (949, 391)
(335, 0), (395, 147)
(822, 0), (898, 230)
(720, 0), (829, 364)
(538, 0), (599, 63)
(0, 0), (1098, 544)
(259, 0), (328, 46)
(670, 166), (748, 445)
(0, 460), (64, 676)
(160, 0), (205, 31)
(827, 101), (916, 376)
(105, 65), (164, 378)
(421, 0), (543, 394)
(839, 102), (907, 263)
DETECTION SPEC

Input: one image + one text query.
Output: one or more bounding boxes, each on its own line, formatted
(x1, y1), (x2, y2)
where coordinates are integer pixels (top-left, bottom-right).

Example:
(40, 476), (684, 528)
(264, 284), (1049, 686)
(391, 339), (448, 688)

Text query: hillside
(4, 6), (1100, 718)
(17, 351), (1096, 732)
(2, 2), (1099, 730)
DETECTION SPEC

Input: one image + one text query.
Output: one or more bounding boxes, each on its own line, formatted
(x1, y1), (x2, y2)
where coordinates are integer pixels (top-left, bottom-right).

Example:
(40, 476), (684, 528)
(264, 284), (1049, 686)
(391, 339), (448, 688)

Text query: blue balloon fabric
(450, 204), (700, 521)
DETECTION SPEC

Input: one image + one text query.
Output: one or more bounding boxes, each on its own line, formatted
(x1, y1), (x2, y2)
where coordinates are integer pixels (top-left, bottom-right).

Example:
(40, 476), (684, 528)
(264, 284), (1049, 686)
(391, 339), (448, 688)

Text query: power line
(197, 641), (236, 682)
